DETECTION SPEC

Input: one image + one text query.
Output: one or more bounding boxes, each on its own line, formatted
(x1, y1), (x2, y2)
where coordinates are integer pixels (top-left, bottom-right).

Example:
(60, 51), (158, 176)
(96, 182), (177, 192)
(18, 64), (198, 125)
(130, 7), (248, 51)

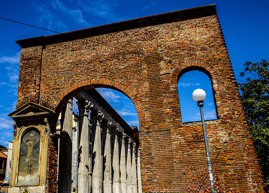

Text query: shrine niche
(17, 128), (40, 186)
(8, 4), (265, 192)
(8, 102), (54, 193)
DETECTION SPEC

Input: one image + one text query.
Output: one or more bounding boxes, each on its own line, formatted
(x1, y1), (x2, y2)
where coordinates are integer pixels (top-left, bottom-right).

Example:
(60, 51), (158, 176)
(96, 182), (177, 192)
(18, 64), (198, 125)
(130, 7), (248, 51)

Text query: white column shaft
(126, 139), (132, 192)
(72, 117), (79, 192)
(103, 122), (112, 193)
(120, 135), (127, 193)
(137, 148), (142, 193)
(113, 130), (121, 193)
(92, 111), (104, 193)
(59, 99), (73, 193)
(78, 100), (91, 193)
(132, 144), (137, 193)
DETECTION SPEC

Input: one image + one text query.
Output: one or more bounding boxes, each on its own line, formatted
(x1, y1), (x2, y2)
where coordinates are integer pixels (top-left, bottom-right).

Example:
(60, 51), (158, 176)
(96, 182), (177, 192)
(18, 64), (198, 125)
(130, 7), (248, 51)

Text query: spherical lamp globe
(192, 89), (206, 102)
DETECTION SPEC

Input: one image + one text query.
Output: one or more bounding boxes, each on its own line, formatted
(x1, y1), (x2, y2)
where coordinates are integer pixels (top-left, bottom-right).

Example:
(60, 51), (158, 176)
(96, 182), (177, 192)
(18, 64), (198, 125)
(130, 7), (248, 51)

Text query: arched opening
(178, 69), (217, 123)
(55, 85), (141, 193)
(53, 79), (145, 132)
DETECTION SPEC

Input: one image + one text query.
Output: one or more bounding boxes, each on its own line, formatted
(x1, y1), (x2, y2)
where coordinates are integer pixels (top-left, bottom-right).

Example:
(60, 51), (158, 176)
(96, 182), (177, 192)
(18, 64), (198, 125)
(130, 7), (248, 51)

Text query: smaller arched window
(17, 128), (40, 186)
(178, 70), (217, 123)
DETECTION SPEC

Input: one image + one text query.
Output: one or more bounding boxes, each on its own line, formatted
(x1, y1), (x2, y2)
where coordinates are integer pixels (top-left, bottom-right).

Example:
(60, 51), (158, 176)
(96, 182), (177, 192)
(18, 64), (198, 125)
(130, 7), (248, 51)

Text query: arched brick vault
(54, 78), (146, 129)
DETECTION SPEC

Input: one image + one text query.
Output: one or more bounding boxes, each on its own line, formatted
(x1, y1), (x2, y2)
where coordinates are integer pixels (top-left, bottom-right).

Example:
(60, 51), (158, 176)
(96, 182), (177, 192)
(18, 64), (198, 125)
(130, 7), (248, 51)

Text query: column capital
(132, 142), (137, 153)
(114, 128), (120, 138)
(67, 98), (73, 105)
(77, 100), (92, 116)
(101, 118), (108, 128)
(97, 111), (104, 120)
(107, 121), (112, 127)
(91, 110), (104, 122)
(111, 128), (121, 142)
(122, 133), (128, 139)
(121, 133), (128, 145)
(127, 137), (132, 145)
(107, 122), (113, 133)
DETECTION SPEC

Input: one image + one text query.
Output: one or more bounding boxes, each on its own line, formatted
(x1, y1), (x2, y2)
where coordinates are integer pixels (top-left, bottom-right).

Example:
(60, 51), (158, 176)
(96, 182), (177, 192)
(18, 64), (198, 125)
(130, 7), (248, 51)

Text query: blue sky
(0, 0), (268, 147)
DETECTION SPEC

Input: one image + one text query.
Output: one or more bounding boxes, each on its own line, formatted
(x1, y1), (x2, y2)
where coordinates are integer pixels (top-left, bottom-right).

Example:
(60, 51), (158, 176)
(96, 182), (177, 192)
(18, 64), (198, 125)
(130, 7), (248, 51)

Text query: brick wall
(17, 46), (43, 108)
(16, 5), (265, 192)
(46, 136), (58, 193)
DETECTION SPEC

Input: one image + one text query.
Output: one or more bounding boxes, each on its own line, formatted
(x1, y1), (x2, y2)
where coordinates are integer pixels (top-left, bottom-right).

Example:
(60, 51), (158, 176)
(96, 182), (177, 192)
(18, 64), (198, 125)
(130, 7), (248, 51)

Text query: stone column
(113, 129), (121, 193)
(92, 111), (104, 193)
(103, 121), (112, 193)
(58, 98), (73, 193)
(132, 143), (137, 193)
(89, 123), (93, 192)
(72, 115), (79, 192)
(77, 100), (91, 193)
(101, 119), (106, 187)
(137, 148), (142, 193)
(120, 134), (127, 193)
(126, 139), (133, 192)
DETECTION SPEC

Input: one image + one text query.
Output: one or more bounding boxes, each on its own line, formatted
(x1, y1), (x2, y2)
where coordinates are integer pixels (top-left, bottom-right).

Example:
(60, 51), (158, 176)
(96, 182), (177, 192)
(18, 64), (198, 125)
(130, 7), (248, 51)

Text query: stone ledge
(9, 185), (46, 193)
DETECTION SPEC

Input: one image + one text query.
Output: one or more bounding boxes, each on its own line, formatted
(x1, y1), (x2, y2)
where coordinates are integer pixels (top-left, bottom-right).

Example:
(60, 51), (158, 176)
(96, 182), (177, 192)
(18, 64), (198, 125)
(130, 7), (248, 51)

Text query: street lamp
(192, 89), (215, 193)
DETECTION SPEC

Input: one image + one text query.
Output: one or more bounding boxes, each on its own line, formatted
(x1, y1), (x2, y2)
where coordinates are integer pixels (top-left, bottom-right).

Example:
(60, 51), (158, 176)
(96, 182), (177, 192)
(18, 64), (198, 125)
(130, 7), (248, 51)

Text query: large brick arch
(14, 4), (265, 192)
(54, 78), (146, 128)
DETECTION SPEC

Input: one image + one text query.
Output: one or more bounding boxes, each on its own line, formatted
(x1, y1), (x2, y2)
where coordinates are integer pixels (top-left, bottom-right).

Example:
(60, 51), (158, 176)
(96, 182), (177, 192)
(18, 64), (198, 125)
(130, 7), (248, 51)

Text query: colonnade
(58, 94), (142, 193)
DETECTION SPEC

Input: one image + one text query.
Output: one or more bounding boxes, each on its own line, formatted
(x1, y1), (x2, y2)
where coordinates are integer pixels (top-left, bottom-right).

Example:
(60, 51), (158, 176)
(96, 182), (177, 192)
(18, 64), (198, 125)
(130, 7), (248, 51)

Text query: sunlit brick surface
(16, 5), (265, 192)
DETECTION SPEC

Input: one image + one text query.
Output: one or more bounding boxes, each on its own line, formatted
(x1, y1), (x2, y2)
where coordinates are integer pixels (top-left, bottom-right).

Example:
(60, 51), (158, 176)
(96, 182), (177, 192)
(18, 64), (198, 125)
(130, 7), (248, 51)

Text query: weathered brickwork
(46, 137), (58, 193)
(16, 5), (265, 192)
(17, 46), (43, 107)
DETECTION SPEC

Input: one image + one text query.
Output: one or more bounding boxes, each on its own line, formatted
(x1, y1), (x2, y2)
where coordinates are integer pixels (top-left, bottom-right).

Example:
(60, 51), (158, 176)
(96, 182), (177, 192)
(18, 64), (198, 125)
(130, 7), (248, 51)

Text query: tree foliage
(238, 59), (269, 191)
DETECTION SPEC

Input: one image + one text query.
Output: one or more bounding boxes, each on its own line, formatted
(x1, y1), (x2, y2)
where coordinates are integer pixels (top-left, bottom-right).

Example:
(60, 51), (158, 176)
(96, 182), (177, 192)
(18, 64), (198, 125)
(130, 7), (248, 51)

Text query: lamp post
(192, 89), (215, 193)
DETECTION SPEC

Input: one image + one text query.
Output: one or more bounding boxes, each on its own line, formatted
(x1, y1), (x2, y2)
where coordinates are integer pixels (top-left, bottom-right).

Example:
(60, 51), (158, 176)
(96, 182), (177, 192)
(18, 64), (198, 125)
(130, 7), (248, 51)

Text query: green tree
(238, 59), (269, 191)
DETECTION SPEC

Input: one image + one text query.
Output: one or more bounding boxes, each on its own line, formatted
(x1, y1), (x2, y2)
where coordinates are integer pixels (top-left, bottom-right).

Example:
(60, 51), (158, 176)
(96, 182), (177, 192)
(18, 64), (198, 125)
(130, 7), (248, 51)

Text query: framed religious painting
(17, 128), (40, 186)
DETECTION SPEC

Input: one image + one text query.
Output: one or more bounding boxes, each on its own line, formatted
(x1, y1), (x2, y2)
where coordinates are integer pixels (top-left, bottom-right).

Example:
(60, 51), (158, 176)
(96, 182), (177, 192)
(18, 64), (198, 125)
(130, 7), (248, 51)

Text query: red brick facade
(46, 136), (58, 193)
(16, 4), (265, 192)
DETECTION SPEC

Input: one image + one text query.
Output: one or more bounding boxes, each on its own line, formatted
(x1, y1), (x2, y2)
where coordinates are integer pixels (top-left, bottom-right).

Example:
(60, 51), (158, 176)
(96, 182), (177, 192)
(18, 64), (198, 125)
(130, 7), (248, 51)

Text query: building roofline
(16, 4), (216, 48)
(0, 152), (7, 159)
